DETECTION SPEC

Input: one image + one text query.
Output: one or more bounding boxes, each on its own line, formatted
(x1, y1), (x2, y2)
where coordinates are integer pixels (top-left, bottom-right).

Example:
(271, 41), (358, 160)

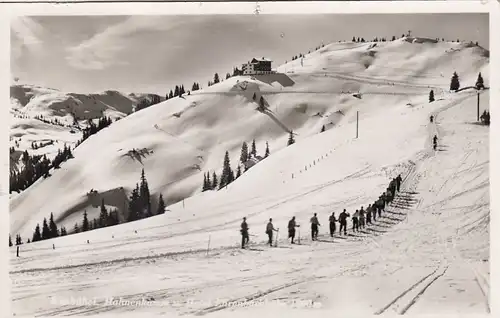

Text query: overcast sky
(11, 14), (489, 95)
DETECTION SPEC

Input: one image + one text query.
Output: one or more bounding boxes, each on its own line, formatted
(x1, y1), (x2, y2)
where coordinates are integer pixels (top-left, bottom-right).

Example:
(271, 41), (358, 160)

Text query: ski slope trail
(9, 88), (489, 317)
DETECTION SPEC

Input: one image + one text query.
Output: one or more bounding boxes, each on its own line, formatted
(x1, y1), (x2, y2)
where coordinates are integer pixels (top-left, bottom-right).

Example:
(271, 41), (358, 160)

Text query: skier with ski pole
(288, 216), (300, 244)
(241, 217), (250, 249)
(339, 209), (350, 235)
(266, 218), (278, 247)
(310, 213), (321, 241)
(329, 212), (337, 237)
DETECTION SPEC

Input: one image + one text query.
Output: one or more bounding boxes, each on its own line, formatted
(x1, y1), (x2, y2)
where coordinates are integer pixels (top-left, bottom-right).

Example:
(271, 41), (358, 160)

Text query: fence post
(477, 93), (480, 121)
(16, 246), (19, 257)
(356, 111), (359, 138)
(206, 235), (211, 257)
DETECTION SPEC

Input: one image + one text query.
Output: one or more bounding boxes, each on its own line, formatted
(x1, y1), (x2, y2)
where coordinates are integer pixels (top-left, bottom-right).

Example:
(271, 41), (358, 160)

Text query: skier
(266, 218), (278, 246)
(359, 207), (366, 229)
(366, 204), (372, 225)
(339, 209), (350, 235)
(310, 213), (321, 241)
(395, 174), (402, 192)
(433, 135), (438, 150)
(241, 217), (250, 249)
(389, 179), (396, 198)
(288, 216), (300, 244)
(377, 197), (384, 217)
(352, 210), (360, 232)
(480, 110), (487, 124)
(329, 212), (337, 237)
(386, 188), (394, 205)
(430, 115), (434, 123)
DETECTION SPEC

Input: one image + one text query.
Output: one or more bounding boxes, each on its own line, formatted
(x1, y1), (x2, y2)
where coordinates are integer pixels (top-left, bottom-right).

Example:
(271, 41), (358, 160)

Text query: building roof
(251, 57), (273, 63)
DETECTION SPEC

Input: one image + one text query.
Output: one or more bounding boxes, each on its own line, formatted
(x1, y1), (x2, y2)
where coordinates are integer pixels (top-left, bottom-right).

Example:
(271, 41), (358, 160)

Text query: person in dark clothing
(396, 174), (402, 192)
(366, 204), (372, 224)
(310, 213), (321, 240)
(339, 209), (350, 235)
(288, 216), (300, 244)
(389, 179), (396, 196)
(359, 207), (366, 229)
(352, 210), (360, 232)
(329, 212), (337, 237)
(266, 218), (278, 246)
(430, 115), (434, 123)
(386, 188), (393, 204)
(241, 217), (250, 248)
(433, 135), (438, 150)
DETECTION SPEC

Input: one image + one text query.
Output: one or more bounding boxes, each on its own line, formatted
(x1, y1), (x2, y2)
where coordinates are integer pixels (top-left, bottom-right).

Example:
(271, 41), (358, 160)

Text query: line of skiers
(240, 174), (403, 248)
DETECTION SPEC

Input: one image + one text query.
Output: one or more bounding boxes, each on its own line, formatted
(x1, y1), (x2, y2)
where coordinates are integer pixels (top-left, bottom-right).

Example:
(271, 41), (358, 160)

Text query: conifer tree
(9, 235), (12, 247)
(49, 213), (59, 238)
(476, 72), (484, 90)
(60, 227), (67, 236)
(392, 35), (396, 41)
(169, 90), (174, 99)
(265, 141), (270, 158)
(287, 131), (295, 146)
(74, 223), (80, 234)
(206, 173), (211, 189)
(41, 218), (50, 240)
(212, 171), (218, 189)
(174, 86), (180, 97)
(253, 93), (257, 101)
(251, 139), (257, 157)
(33, 224), (42, 242)
(450, 72), (460, 91)
(258, 96), (266, 112)
(82, 210), (89, 232)
(27, 239), (31, 243)
(220, 151), (233, 189)
(228, 166), (235, 184)
(99, 199), (109, 228)
(240, 142), (249, 163)
(236, 165), (242, 178)
(157, 194), (166, 214)
(321, 125), (326, 133)
(139, 169), (152, 218)
(202, 173), (208, 191)
(93, 218), (98, 230)
(128, 184), (140, 221)
(429, 90), (435, 103)
(214, 73), (220, 84)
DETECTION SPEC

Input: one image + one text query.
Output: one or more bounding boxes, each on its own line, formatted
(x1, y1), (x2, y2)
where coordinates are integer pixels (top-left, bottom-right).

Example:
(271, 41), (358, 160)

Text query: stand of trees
(135, 94), (162, 112)
(75, 116), (113, 148)
(202, 139), (272, 192)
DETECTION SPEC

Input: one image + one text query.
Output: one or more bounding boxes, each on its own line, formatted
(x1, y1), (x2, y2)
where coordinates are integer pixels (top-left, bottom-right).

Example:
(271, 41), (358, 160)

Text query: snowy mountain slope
(10, 85), (164, 160)
(9, 38), (489, 243)
(9, 87), (489, 317)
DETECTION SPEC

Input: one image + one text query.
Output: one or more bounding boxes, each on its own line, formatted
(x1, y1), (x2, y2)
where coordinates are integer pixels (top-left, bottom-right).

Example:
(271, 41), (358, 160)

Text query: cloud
(11, 17), (47, 60)
(65, 16), (187, 70)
